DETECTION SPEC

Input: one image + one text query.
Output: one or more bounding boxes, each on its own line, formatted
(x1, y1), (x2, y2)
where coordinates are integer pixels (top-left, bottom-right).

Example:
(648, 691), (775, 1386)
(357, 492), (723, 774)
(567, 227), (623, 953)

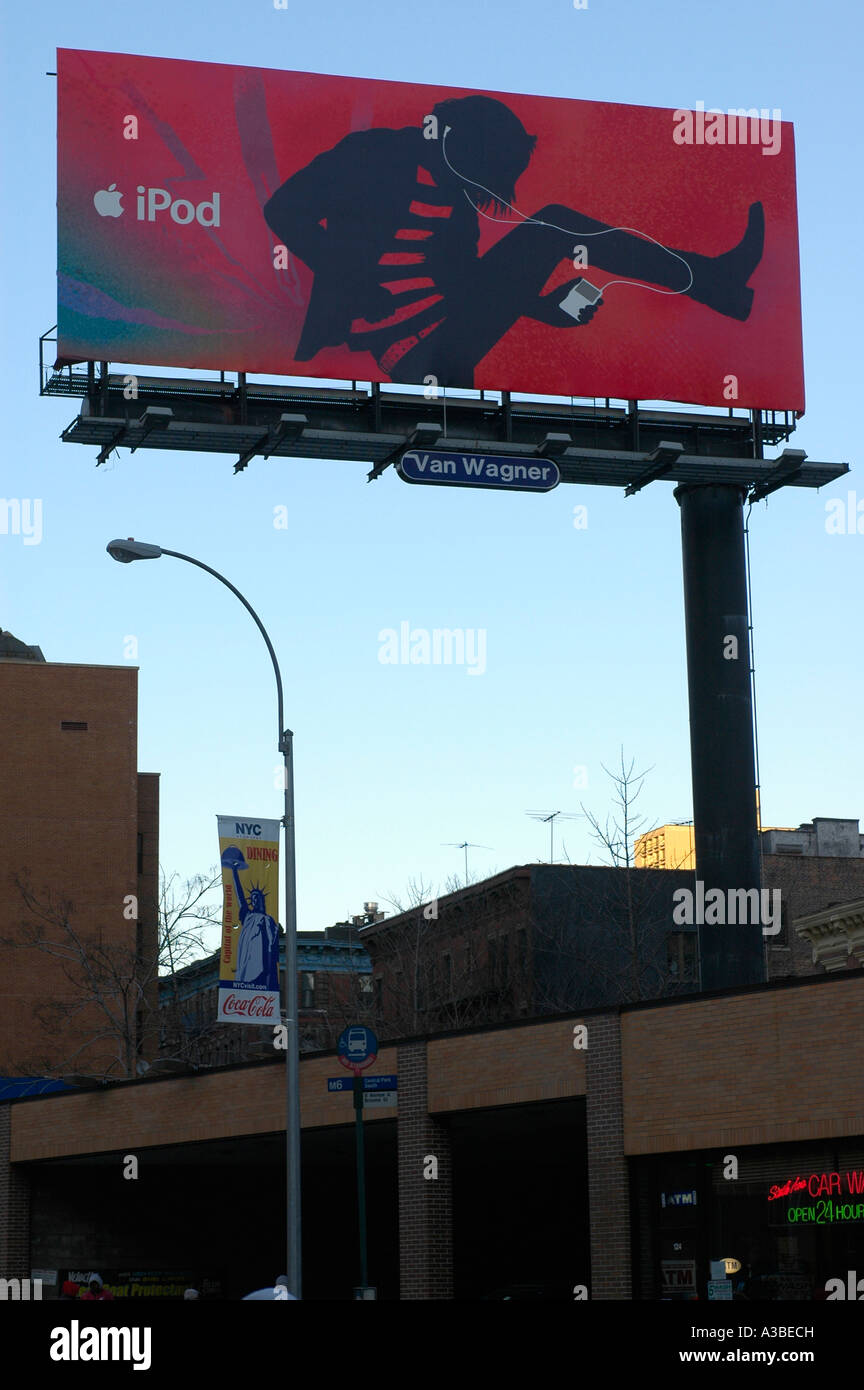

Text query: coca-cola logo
(222, 992), (276, 1018)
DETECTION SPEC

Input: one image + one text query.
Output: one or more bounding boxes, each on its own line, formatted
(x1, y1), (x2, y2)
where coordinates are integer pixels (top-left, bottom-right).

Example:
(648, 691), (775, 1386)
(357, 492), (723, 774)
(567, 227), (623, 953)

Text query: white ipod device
(560, 277), (603, 322)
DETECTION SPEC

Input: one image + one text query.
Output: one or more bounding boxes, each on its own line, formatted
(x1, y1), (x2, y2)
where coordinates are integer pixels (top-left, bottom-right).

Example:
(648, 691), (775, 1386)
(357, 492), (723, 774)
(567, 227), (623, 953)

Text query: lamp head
(107, 538), (163, 563)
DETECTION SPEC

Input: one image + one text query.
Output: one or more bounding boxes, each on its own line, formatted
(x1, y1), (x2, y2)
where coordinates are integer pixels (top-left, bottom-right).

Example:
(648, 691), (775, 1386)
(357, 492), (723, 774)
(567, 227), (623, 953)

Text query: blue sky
(1, 0), (861, 949)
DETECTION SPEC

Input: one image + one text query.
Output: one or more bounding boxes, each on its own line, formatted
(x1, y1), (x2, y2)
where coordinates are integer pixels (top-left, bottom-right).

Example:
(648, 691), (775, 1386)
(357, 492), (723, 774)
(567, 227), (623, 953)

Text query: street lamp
(107, 537), (302, 1298)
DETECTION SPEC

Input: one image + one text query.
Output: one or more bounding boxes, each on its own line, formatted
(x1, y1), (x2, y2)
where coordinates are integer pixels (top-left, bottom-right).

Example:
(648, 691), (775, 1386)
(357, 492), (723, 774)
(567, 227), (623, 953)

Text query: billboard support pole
(674, 485), (764, 991)
(501, 390), (512, 442)
(628, 399), (640, 452)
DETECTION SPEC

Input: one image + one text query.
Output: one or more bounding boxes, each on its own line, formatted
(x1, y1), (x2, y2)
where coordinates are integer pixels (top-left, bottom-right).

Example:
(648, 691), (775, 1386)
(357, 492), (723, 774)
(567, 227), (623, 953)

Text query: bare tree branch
(0, 866), (224, 1081)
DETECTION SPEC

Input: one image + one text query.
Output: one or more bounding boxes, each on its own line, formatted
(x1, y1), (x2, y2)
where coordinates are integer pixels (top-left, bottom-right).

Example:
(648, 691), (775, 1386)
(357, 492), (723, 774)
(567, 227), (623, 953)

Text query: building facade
(3, 968), (862, 1300)
(0, 636), (159, 1081)
(159, 922), (373, 1066)
(761, 817), (864, 858)
(637, 816), (864, 869)
(359, 854), (864, 1038)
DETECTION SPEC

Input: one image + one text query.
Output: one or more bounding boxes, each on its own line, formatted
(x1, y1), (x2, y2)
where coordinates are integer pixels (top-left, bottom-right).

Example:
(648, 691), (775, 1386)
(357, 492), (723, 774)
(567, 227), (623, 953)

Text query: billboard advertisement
(217, 815), (281, 1025)
(57, 49), (803, 410)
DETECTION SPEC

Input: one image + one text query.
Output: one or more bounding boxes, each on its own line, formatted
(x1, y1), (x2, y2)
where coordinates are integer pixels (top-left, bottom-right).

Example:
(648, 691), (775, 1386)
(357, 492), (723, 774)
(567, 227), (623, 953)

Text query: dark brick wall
(363, 858), (864, 1043)
(367, 871), (534, 1039)
(397, 1041), (453, 1299)
(137, 772), (160, 1062)
(585, 1012), (631, 1299)
(0, 1106), (30, 1278)
(531, 865), (698, 1009)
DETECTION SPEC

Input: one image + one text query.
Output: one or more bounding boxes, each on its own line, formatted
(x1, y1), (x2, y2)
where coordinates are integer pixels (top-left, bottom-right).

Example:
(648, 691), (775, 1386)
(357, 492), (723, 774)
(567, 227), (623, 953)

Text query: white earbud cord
(440, 124), (694, 297)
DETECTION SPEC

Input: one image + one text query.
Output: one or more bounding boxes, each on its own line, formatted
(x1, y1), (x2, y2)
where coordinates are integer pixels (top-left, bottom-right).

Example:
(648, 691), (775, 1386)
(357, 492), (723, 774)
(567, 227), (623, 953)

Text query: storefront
(633, 1139), (864, 1301)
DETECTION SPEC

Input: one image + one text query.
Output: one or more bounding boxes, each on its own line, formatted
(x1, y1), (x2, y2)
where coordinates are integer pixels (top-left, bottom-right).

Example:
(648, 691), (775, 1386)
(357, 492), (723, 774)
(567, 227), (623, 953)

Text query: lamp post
(107, 537), (302, 1298)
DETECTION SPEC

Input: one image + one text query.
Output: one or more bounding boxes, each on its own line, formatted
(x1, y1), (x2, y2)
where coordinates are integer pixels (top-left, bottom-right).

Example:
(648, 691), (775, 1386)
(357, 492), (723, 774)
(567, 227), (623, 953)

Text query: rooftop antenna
(525, 810), (583, 864)
(442, 841), (493, 887)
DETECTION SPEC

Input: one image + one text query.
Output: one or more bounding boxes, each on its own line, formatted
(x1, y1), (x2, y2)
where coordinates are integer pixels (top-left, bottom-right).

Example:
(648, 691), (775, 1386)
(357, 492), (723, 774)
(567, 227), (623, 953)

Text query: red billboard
(57, 50), (804, 410)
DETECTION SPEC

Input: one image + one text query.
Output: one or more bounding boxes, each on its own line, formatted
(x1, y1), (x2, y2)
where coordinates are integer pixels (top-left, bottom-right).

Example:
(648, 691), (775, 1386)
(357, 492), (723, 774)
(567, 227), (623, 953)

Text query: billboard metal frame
(39, 330), (846, 498)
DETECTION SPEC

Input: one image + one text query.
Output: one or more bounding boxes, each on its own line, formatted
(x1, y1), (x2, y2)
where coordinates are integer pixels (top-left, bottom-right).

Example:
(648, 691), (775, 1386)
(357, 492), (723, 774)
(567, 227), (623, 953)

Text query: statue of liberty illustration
(221, 846), (280, 991)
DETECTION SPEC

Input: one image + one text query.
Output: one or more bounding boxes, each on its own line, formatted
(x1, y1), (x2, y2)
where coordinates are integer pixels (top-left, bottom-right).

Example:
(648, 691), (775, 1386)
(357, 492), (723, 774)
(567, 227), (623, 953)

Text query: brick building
(0, 635), (159, 1081)
(635, 815), (864, 870)
(762, 817), (864, 857)
(159, 921), (373, 1066)
(360, 865), (702, 1034)
(2, 968), (863, 1299)
(2, 635), (862, 1298)
(358, 853), (864, 1038)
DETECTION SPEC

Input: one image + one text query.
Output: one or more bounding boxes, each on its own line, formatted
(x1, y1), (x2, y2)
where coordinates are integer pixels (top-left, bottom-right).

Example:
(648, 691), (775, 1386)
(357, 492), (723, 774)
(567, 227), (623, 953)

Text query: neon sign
(787, 1200), (864, 1226)
(767, 1171), (864, 1202)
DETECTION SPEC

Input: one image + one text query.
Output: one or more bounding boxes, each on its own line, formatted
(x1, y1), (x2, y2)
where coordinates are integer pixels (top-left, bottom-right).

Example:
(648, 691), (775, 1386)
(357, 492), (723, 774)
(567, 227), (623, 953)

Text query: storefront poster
(60, 1270), (223, 1298)
(660, 1259), (697, 1298)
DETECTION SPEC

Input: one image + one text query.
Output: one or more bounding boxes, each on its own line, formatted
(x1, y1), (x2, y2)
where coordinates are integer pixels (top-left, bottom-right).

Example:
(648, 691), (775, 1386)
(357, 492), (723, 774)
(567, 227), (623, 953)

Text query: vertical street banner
(217, 816), (281, 1024)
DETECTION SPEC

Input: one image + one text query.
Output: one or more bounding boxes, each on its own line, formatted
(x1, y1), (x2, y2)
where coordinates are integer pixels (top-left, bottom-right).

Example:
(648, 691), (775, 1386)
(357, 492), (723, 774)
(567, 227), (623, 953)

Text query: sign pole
(105, 540), (303, 1299)
(282, 728), (302, 1299)
(353, 1075), (369, 1288)
(334, 1026), (379, 1295)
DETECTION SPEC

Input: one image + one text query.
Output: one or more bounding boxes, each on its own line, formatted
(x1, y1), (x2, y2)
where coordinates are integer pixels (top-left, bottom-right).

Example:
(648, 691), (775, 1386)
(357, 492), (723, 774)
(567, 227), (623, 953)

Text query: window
(443, 952), (453, 998)
(500, 936), (510, 985)
(358, 974), (373, 995)
(666, 932), (697, 983)
(466, 941), (475, 977)
(514, 928), (528, 989)
(301, 972), (315, 1009)
(775, 899), (789, 946)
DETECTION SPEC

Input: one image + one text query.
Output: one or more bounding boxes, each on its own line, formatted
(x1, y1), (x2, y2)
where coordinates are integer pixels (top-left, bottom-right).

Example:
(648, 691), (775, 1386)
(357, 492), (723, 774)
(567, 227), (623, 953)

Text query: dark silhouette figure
(264, 95), (764, 387)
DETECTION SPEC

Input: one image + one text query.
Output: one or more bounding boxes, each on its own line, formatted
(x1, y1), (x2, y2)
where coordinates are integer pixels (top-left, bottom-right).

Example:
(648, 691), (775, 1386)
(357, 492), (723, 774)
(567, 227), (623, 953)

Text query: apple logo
(93, 184), (124, 218)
